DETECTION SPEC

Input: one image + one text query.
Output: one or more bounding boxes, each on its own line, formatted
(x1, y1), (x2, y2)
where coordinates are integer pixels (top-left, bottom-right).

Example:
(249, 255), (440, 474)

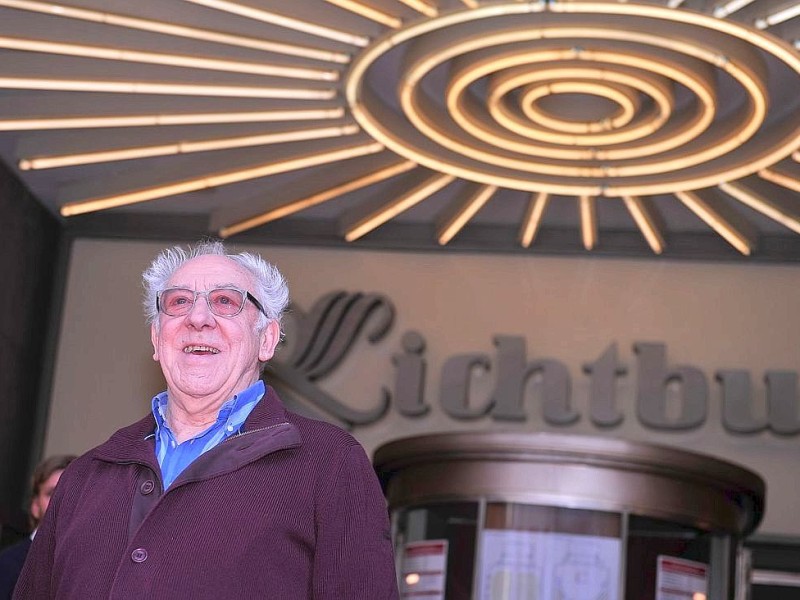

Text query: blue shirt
(151, 380), (265, 489)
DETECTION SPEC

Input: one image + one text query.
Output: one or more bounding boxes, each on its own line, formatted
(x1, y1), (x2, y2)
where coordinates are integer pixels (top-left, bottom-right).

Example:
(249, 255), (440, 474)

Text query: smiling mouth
(183, 345), (220, 355)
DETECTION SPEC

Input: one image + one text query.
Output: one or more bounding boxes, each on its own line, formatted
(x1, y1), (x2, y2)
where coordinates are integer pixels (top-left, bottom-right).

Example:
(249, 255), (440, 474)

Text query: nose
(185, 292), (216, 328)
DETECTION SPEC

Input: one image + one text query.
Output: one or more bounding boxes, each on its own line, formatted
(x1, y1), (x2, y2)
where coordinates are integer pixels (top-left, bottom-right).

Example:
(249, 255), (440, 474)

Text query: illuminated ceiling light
(346, 1), (799, 196)
(0, 77), (336, 99)
(0, 36), (339, 81)
(755, 3), (800, 29)
(437, 49), (725, 175)
(183, 0), (369, 47)
(344, 173), (455, 241)
(713, 0), (756, 18)
(0, 0), (350, 63)
(519, 192), (549, 248)
(438, 185), (496, 245)
(579, 195), (597, 251)
(482, 51), (740, 173)
(404, 41), (762, 185)
(324, 0), (402, 28)
(219, 160), (416, 237)
(0, 109), (345, 131)
(459, 0), (479, 7)
(675, 191), (753, 255)
(397, 0), (438, 18)
(481, 63), (674, 147)
(667, 0), (686, 7)
(519, 81), (637, 134)
(719, 182), (800, 234)
(794, 151), (800, 162)
(759, 168), (800, 193)
(19, 125), (360, 170)
(59, 141), (384, 216)
(622, 195), (665, 254)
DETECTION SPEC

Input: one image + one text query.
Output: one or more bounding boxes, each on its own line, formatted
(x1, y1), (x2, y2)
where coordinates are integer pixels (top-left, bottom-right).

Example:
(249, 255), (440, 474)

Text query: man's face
(30, 469), (64, 526)
(150, 255), (280, 404)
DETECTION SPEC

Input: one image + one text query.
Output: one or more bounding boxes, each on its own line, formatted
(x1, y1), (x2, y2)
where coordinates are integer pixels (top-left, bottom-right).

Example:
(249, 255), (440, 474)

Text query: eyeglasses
(156, 287), (268, 318)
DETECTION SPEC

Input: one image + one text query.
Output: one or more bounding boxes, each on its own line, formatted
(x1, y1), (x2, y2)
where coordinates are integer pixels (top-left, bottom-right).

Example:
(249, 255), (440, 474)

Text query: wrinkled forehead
(167, 254), (255, 291)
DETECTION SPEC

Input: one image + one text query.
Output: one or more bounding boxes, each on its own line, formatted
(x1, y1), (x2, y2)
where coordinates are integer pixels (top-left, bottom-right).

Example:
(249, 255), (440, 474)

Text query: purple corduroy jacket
(14, 386), (399, 599)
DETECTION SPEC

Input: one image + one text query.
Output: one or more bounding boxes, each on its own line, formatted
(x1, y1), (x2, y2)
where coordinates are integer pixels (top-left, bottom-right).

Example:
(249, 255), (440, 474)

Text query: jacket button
(131, 548), (148, 563)
(140, 480), (155, 495)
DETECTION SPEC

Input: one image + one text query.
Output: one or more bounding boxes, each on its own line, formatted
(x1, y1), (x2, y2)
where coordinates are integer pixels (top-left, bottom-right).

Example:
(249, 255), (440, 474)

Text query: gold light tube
(759, 168), (800, 193)
(675, 191), (753, 255)
(60, 141), (384, 216)
(219, 160), (416, 237)
(547, 1), (800, 68)
(520, 81), (637, 134)
(438, 185), (496, 245)
(345, 173), (455, 241)
(0, 77), (336, 99)
(20, 125), (360, 170)
(794, 151), (800, 162)
(183, 0), (369, 47)
(755, 3), (800, 29)
(0, 36), (339, 81)
(719, 182), (800, 234)
(0, 0), (350, 63)
(324, 0), (402, 28)
(459, 0), (479, 7)
(0, 108), (346, 131)
(622, 195), (665, 254)
(713, 0), (756, 18)
(579, 195), (597, 250)
(519, 192), (549, 248)
(397, 0), (438, 17)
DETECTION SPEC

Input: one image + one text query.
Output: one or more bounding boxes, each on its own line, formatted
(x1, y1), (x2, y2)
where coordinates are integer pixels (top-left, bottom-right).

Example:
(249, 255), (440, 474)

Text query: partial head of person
(30, 455), (76, 530)
(142, 240), (289, 404)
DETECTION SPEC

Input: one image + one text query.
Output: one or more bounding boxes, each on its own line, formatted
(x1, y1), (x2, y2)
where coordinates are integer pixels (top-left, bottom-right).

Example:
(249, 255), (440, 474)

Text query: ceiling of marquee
(0, 0), (798, 260)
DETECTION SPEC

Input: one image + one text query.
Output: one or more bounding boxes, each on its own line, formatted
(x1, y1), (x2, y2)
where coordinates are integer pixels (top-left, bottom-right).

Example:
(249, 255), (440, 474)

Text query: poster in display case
(477, 529), (622, 599)
(400, 539), (449, 599)
(655, 555), (708, 600)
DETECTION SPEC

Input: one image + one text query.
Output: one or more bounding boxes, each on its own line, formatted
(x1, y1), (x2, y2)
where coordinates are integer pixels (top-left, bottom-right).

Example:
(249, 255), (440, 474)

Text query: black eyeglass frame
(156, 286), (269, 318)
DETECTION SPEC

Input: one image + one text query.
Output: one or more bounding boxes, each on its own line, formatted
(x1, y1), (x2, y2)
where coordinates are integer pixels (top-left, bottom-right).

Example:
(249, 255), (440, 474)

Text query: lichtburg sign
(266, 291), (799, 436)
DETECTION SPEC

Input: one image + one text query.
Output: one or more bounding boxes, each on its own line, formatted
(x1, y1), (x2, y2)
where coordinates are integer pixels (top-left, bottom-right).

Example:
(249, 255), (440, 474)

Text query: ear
(259, 320), (281, 362)
(150, 323), (160, 362)
(30, 497), (42, 522)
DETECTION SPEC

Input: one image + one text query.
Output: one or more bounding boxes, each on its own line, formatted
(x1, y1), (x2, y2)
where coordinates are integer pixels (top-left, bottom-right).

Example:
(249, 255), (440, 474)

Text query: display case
(374, 432), (765, 600)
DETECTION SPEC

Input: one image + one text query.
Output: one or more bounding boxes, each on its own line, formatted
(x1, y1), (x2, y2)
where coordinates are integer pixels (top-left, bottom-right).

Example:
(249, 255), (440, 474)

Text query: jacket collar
(92, 384), (299, 470)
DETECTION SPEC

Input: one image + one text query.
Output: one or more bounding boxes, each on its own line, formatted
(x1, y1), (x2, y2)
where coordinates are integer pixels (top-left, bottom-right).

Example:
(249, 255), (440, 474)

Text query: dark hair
(30, 454), (76, 527)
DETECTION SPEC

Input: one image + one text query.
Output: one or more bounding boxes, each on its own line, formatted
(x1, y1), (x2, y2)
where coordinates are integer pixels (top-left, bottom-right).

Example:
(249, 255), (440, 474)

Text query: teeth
(183, 345), (219, 354)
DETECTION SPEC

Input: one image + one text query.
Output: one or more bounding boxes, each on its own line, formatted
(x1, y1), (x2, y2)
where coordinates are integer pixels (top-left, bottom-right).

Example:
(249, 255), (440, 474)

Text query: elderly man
(15, 241), (399, 599)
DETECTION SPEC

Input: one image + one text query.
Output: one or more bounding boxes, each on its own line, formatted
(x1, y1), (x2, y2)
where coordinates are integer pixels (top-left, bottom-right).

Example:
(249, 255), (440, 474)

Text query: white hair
(142, 240), (289, 335)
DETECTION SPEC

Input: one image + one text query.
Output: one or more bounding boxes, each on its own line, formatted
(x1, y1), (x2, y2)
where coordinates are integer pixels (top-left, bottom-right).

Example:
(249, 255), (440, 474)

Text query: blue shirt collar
(151, 379), (266, 440)
(149, 380), (266, 489)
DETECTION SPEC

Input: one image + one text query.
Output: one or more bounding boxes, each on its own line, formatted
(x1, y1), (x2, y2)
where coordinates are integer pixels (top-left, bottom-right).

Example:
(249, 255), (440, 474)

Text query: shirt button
(131, 548), (148, 563)
(226, 425), (234, 432)
(140, 480), (155, 495)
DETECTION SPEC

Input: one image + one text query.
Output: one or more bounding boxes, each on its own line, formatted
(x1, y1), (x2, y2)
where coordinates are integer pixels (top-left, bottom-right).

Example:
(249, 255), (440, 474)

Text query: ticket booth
(374, 432), (765, 600)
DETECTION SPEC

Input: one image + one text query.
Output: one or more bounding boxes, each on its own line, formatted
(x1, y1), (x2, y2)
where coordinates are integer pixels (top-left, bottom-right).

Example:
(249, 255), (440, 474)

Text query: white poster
(655, 556), (708, 600)
(477, 529), (621, 600)
(400, 539), (448, 599)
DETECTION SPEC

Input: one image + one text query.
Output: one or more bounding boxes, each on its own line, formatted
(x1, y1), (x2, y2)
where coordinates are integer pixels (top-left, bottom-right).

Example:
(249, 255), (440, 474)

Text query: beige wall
(46, 238), (800, 535)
